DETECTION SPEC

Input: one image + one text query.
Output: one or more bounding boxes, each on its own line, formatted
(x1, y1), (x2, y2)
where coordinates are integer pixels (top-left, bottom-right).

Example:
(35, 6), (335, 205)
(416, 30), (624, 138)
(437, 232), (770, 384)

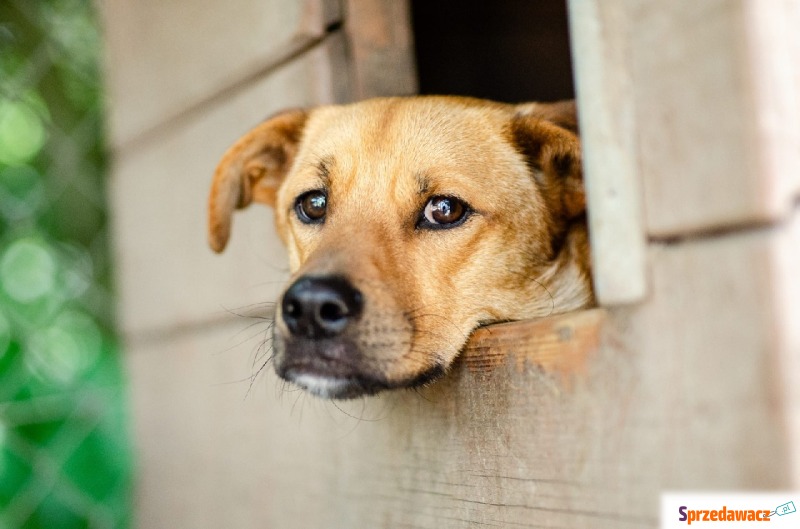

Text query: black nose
(280, 276), (363, 338)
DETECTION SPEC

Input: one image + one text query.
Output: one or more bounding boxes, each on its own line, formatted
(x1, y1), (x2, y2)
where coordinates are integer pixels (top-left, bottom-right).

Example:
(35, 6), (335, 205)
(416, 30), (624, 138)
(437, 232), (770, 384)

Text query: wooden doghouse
(102, 0), (799, 527)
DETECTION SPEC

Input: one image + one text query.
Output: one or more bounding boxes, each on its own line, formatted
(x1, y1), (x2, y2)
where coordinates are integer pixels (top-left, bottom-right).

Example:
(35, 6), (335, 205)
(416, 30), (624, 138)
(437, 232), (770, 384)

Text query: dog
(208, 96), (594, 399)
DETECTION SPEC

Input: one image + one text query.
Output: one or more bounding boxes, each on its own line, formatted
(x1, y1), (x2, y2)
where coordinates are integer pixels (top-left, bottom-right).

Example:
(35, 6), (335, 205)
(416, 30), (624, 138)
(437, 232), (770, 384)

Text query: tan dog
(208, 96), (594, 399)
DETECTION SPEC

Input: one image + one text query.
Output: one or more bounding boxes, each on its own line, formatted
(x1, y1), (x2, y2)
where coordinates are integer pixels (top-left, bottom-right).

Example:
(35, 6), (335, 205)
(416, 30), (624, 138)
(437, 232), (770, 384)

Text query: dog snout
(281, 276), (363, 339)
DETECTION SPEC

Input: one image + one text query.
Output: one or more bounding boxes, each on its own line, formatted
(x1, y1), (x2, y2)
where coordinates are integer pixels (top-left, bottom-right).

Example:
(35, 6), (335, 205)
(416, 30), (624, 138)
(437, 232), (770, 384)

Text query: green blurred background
(0, 1), (133, 528)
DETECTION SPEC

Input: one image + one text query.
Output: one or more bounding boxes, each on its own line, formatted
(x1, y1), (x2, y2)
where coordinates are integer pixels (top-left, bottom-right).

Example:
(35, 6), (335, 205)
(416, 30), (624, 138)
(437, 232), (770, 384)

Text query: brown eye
(419, 196), (470, 229)
(295, 190), (327, 224)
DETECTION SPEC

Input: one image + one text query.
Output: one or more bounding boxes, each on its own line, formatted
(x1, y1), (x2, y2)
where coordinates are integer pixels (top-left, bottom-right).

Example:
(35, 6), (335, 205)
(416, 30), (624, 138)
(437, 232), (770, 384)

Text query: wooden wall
(101, 0), (800, 527)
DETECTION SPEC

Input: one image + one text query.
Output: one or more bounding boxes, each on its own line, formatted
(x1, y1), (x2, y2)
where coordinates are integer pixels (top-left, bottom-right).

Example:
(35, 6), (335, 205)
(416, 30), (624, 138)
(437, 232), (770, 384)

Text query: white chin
(291, 374), (355, 399)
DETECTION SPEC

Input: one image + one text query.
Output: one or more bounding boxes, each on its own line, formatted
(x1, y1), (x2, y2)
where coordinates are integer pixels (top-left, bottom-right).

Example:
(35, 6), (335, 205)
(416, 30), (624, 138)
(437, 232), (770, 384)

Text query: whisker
(410, 386), (434, 403)
(219, 300), (275, 317)
(290, 389), (306, 419)
(211, 323), (271, 358)
(245, 353), (275, 399)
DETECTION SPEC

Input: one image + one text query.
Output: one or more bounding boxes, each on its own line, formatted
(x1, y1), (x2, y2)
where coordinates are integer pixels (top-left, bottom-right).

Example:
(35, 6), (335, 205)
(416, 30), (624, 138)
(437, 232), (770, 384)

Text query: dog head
(209, 97), (593, 399)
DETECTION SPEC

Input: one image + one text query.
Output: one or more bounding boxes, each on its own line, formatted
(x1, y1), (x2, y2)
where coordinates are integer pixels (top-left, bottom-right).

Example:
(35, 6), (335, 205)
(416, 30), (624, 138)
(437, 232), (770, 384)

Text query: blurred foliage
(0, 1), (132, 528)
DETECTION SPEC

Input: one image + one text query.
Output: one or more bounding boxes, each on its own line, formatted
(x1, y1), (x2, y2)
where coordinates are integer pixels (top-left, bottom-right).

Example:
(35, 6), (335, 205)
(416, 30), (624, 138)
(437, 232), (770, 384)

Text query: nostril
(319, 301), (347, 323)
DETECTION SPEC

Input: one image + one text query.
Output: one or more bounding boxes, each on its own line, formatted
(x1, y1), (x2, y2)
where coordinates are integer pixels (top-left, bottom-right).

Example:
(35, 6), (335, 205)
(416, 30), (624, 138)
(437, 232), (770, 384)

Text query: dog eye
(419, 196), (469, 229)
(295, 190), (327, 224)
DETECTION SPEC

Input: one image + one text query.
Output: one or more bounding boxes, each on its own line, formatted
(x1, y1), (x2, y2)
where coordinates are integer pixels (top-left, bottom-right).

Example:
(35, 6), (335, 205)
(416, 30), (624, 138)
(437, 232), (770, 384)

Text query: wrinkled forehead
(288, 99), (519, 197)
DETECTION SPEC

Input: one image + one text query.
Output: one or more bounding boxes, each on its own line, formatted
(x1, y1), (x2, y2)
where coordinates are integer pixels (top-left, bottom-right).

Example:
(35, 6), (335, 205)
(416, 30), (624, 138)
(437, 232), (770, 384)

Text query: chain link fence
(0, 1), (132, 527)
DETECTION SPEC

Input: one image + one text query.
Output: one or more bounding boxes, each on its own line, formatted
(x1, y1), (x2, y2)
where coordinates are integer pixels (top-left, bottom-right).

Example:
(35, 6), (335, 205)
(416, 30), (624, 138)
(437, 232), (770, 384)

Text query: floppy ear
(510, 101), (585, 221)
(208, 108), (308, 253)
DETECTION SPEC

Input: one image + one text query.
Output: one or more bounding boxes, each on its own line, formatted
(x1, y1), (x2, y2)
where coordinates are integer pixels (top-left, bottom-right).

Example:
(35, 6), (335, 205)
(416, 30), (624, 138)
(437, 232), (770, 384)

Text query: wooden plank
(99, 0), (323, 148)
(343, 0), (418, 99)
(126, 322), (340, 529)
(792, 2), (800, 199)
(771, 206), (800, 483)
(630, 230), (793, 491)
(463, 309), (606, 387)
(128, 310), (649, 529)
(296, 0), (342, 37)
(567, 0), (647, 305)
(629, 0), (795, 237)
(742, 0), (800, 216)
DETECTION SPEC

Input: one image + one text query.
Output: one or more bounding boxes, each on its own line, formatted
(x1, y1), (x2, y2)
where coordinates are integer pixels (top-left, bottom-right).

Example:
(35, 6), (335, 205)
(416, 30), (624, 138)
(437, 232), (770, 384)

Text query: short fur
(209, 96), (594, 399)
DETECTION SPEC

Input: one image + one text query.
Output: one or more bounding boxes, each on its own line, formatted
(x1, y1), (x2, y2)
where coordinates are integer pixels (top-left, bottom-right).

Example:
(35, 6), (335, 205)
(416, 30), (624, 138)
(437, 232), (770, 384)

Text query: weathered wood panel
(567, 0), (647, 305)
(629, 0), (798, 237)
(771, 207), (800, 482)
(98, 0), (341, 148)
(343, 0), (418, 99)
(106, 1), (800, 528)
(126, 322), (335, 529)
(110, 38), (346, 337)
(631, 229), (794, 491)
(792, 1), (800, 199)
(128, 310), (651, 529)
(742, 0), (800, 211)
